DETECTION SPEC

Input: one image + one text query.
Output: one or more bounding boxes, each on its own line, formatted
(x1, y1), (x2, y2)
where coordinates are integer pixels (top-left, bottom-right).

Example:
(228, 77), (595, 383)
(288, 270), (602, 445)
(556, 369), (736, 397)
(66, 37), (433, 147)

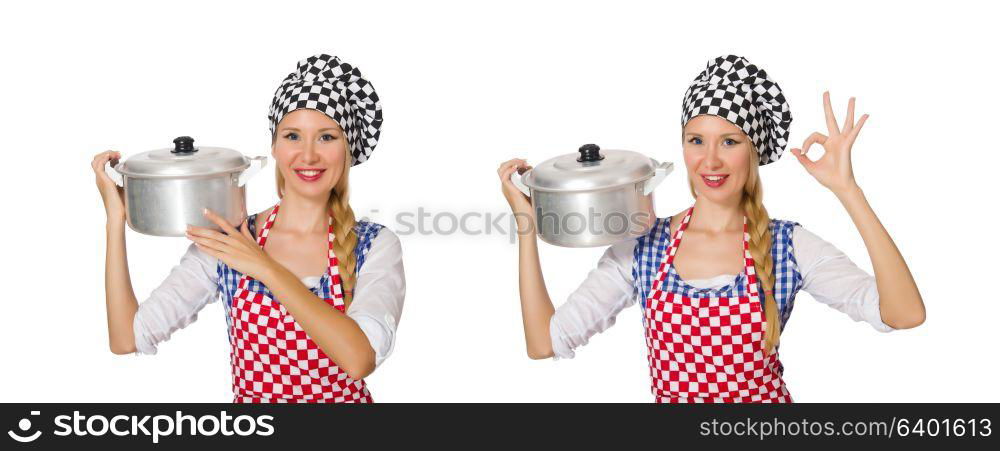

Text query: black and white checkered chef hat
(268, 54), (383, 166)
(681, 55), (792, 166)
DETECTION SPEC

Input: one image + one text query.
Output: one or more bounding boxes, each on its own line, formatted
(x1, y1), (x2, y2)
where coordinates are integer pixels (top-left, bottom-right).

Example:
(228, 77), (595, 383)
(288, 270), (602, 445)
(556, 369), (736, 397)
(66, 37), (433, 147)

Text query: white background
(1, 0), (997, 403)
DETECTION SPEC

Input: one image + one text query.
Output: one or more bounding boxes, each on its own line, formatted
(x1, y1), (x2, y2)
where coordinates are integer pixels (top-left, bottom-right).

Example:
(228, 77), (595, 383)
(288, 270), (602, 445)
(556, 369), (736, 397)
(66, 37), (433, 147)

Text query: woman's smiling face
(682, 114), (752, 203)
(272, 108), (348, 199)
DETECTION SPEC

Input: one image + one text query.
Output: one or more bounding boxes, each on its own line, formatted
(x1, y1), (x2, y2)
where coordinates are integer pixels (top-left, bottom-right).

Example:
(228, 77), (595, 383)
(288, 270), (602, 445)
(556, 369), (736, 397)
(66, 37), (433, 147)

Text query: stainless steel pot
(104, 136), (267, 237)
(511, 144), (673, 247)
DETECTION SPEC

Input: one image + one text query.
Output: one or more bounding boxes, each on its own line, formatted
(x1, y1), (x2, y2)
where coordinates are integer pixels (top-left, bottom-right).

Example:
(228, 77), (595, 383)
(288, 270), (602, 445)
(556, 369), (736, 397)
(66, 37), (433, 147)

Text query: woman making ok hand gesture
(498, 55), (924, 403)
(789, 91), (924, 328)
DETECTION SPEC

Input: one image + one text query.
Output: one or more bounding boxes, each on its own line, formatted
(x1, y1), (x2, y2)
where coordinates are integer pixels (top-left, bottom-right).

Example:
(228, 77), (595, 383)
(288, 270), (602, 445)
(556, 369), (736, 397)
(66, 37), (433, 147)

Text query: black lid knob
(172, 136), (198, 154)
(577, 143), (603, 162)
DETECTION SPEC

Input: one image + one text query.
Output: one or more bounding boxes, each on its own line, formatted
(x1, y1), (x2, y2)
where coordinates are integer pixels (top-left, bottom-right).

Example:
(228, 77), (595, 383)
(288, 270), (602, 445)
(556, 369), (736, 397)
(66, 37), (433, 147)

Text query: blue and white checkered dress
(632, 217), (803, 331)
(216, 215), (384, 331)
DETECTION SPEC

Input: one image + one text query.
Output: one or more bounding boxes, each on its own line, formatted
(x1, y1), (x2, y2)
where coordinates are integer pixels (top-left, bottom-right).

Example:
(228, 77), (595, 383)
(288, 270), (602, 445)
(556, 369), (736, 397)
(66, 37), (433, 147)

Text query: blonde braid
(740, 148), (781, 355)
(686, 145), (780, 354)
(328, 155), (359, 307)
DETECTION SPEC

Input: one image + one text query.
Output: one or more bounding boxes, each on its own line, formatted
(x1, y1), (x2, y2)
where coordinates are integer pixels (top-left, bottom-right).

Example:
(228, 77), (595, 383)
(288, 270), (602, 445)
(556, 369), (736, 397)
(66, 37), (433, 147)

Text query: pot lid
(522, 144), (658, 192)
(117, 136), (250, 178)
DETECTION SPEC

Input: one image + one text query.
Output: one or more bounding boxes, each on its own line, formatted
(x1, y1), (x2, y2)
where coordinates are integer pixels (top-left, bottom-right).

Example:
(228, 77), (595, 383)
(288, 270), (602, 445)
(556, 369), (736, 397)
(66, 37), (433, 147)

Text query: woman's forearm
(516, 216), (556, 359)
(261, 265), (376, 380)
(834, 184), (926, 329)
(105, 219), (140, 354)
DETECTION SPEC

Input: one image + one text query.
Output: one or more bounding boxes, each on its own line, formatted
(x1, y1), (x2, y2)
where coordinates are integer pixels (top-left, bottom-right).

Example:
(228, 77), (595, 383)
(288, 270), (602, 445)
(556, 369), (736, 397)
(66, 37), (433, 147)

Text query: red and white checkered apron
(228, 202), (372, 403)
(643, 206), (791, 403)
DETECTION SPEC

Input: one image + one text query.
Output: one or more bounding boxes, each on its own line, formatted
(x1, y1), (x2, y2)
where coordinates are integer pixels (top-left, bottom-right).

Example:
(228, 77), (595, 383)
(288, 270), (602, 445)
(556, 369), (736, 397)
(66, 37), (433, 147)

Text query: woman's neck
(274, 190), (331, 234)
(689, 195), (743, 233)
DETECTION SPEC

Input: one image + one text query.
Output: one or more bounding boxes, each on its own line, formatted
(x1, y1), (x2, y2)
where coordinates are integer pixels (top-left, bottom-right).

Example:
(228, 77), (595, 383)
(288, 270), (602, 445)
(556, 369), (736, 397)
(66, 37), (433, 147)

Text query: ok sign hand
(790, 91), (869, 195)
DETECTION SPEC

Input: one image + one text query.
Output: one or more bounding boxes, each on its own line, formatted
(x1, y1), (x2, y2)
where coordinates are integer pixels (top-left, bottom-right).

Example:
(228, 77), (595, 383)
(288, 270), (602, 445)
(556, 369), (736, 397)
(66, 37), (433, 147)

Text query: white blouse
(131, 229), (405, 368)
(549, 225), (893, 360)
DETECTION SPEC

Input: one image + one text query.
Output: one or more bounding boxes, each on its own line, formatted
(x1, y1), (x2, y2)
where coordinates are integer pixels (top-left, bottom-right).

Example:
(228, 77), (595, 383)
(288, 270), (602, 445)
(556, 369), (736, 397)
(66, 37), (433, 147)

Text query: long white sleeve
(792, 225), (894, 333)
(549, 239), (636, 360)
(345, 229), (406, 368)
(132, 243), (220, 355)
(548, 222), (893, 359)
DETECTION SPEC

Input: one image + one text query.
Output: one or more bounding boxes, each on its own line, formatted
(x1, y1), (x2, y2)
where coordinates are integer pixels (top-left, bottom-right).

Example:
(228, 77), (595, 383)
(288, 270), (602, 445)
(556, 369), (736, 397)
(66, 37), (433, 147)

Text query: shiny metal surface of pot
(123, 173), (249, 237)
(105, 136), (267, 237)
(512, 144), (673, 248)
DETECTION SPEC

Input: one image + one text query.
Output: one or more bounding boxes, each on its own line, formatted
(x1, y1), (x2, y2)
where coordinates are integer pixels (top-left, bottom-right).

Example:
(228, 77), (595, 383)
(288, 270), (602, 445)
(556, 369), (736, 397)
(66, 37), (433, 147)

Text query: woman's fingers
(790, 148), (817, 173)
(497, 159), (528, 179)
(847, 114), (869, 143)
(843, 97), (856, 134)
(91, 150), (111, 164)
(92, 151), (125, 194)
(189, 211), (257, 254)
(187, 233), (228, 254)
(823, 91), (840, 135)
(90, 152), (104, 170)
(91, 150), (120, 172)
(508, 158), (527, 169)
(192, 242), (223, 260)
(497, 159), (517, 175)
(799, 132), (828, 157)
(190, 219), (256, 269)
(497, 158), (527, 176)
(185, 225), (230, 246)
(203, 208), (241, 237)
(240, 220), (254, 241)
(186, 224), (236, 253)
(500, 161), (530, 185)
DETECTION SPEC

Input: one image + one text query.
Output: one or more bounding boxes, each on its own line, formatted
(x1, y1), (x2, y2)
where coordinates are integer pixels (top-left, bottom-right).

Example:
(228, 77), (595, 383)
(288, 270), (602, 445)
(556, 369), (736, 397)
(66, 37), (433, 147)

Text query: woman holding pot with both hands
(92, 54), (405, 403)
(498, 55), (925, 403)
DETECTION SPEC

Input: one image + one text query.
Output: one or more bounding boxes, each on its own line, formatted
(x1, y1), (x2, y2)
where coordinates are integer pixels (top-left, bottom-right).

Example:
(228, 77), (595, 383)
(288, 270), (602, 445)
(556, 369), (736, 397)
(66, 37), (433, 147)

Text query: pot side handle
(643, 160), (674, 196)
(238, 156), (268, 187)
(104, 160), (124, 187)
(510, 169), (531, 196)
